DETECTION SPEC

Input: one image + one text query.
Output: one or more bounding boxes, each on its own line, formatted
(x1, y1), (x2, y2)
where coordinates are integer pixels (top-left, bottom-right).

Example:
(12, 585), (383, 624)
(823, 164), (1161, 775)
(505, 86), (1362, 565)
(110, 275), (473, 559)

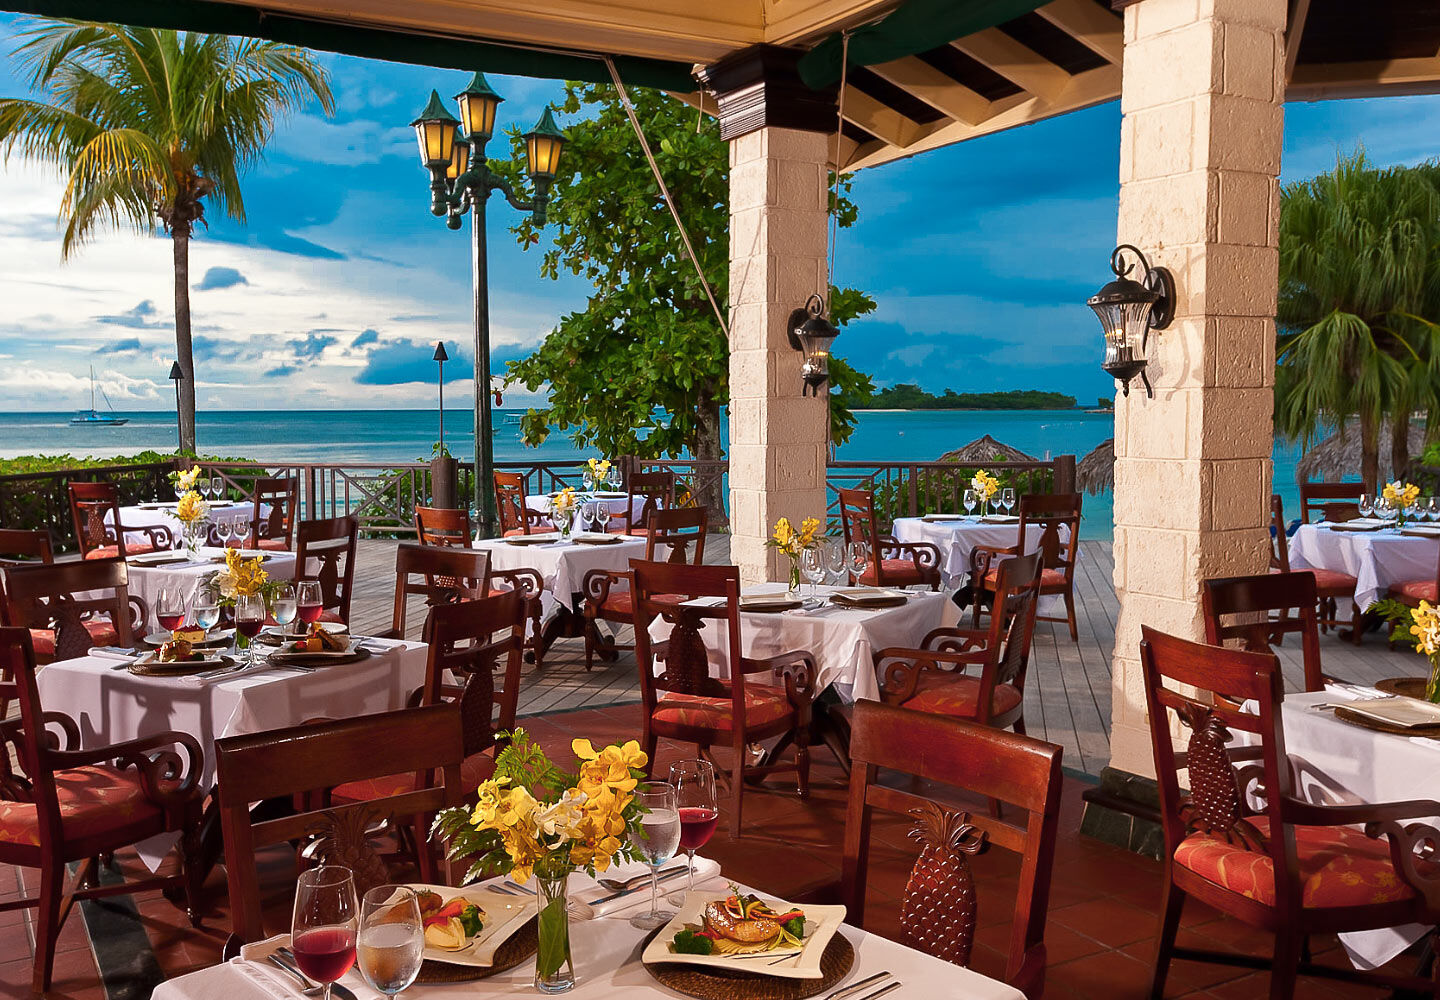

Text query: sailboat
(70, 367), (129, 426)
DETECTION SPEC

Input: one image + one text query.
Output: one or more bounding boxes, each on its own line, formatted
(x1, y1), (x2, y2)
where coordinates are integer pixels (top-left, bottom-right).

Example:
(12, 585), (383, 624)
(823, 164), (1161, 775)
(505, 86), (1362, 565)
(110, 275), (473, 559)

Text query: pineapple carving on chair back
(307, 804), (394, 900)
(83, 504), (111, 550)
(1177, 702), (1266, 851)
(900, 801), (987, 968)
(656, 608), (724, 697)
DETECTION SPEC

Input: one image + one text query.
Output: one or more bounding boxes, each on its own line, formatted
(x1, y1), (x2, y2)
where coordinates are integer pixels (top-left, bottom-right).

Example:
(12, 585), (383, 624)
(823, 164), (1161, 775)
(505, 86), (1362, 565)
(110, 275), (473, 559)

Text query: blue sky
(0, 13), (1438, 412)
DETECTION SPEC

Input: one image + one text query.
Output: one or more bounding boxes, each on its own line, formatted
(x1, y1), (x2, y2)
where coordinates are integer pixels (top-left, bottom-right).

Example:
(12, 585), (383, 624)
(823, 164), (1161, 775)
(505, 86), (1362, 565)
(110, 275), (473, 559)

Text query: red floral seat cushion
(255, 537), (290, 552)
(1392, 579), (1438, 603)
(1306, 568), (1357, 594)
(982, 567), (1069, 590)
(331, 754), (496, 805)
(1174, 817), (1417, 908)
(29, 620), (121, 660)
(0, 765), (163, 847)
(598, 590), (633, 617)
(859, 559), (927, 586)
(899, 672), (1022, 719)
(85, 542), (159, 560)
(652, 685), (794, 731)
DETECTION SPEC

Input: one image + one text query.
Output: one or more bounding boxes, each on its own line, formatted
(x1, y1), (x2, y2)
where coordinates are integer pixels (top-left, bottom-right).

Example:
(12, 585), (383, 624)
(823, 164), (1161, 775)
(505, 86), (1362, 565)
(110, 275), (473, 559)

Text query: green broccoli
(458, 903), (484, 937)
(782, 915), (805, 938)
(672, 929), (714, 955)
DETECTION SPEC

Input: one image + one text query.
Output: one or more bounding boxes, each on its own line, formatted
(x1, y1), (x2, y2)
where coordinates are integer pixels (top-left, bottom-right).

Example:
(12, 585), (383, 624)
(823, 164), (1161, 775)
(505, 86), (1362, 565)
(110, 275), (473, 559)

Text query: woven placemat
(413, 917), (537, 983)
(266, 646), (372, 668)
(642, 927), (855, 1000)
(1376, 677), (1430, 700)
(129, 654), (235, 677)
(830, 596), (907, 610)
(1333, 704), (1440, 737)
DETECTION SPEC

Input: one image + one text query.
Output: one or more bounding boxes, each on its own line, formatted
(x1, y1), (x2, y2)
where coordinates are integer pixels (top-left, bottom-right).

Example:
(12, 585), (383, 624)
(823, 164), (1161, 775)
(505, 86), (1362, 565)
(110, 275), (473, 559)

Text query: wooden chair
(0, 627), (204, 993)
(631, 560), (815, 838)
(216, 703), (465, 948)
(582, 506), (707, 670)
(617, 470), (675, 536)
(1384, 533), (1440, 615)
(872, 551), (1041, 735)
(495, 471), (549, 536)
(245, 476), (298, 551)
(843, 699), (1062, 999)
(0, 528), (52, 566)
(1141, 626), (1440, 1000)
(1269, 494), (1359, 641)
(415, 505), (472, 547)
(972, 493), (1082, 640)
(1202, 572), (1329, 692)
(68, 481), (172, 559)
(295, 515), (359, 623)
(2, 558), (144, 664)
(836, 487), (941, 590)
(1298, 482), (1363, 524)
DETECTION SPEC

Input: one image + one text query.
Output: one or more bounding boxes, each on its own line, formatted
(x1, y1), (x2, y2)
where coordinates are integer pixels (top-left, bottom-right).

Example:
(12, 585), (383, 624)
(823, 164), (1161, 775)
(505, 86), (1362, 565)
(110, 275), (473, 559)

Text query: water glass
(292, 866), (358, 1000)
(823, 536), (847, 585)
(801, 546), (826, 597)
(1429, 497), (1440, 522)
(1359, 493), (1374, 518)
(191, 583), (220, 632)
(582, 469), (594, 492)
(629, 782), (680, 930)
(847, 540), (869, 584)
(593, 504), (612, 533)
(1001, 488), (1017, 515)
(272, 582), (297, 633)
(357, 886), (424, 997)
(963, 489), (977, 518)
(667, 760), (717, 906)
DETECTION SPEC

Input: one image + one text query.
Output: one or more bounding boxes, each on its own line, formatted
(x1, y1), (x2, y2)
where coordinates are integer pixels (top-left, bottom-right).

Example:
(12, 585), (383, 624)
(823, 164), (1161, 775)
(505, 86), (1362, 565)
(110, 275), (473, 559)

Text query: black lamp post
(167, 361), (184, 452)
(411, 74), (568, 538)
(433, 341), (449, 452)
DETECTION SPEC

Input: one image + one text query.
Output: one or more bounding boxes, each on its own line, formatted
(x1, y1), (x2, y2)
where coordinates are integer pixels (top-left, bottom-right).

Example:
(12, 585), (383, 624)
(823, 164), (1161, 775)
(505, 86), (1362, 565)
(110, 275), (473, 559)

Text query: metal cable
(828, 32), (851, 297)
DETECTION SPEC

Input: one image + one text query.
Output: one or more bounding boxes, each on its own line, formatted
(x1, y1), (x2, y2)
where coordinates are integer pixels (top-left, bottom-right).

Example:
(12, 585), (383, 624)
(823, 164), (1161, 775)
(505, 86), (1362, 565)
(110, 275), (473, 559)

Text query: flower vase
(183, 521), (205, 558)
(1428, 655), (1440, 704)
(786, 557), (802, 600)
(533, 869), (575, 993)
(553, 510), (574, 540)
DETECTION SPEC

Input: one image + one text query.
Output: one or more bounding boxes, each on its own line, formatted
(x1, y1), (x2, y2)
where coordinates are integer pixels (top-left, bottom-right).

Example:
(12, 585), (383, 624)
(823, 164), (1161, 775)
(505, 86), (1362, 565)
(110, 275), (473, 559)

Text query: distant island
(842, 384), (1078, 410)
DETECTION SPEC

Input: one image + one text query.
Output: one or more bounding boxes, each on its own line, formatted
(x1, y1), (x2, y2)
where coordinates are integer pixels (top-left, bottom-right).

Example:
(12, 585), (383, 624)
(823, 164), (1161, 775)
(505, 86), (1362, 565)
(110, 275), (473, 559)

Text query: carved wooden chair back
(1269, 494), (1290, 571)
(625, 471), (676, 533)
(1298, 482), (1363, 524)
(389, 543), (489, 640)
(415, 506), (472, 548)
(1013, 493), (1081, 579)
(67, 481), (123, 558)
(644, 506), (708, 564)
(1202, 572), (1323, 692)
(216, 703), (465, 946)
(836, 487), (883, 554)
(247, 476), (298, 549)
(295, 515), (359, 622)
(631, 560), (739, 706)
(494, 472), (533, 535)
(421, 592), (525, 758)
(0, 529), (52, 567)
(1, 557), (136, 659)
(0, 627), (60, 830)
(843, 700), (1062, 997)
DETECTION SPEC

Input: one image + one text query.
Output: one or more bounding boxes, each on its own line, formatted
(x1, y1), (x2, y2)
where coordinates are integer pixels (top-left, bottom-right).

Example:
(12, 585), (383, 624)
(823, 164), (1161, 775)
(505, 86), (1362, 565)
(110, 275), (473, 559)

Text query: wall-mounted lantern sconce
(1086, 244), (1175, 399)
(787, 293), (839, 397)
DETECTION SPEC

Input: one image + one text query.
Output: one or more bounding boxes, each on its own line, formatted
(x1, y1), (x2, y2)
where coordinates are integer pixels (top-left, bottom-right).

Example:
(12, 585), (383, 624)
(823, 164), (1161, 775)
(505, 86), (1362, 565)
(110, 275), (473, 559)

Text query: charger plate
(641, 927), (854, 1000)
(413, 920), (536, 982)
(129, 653), (234, 676)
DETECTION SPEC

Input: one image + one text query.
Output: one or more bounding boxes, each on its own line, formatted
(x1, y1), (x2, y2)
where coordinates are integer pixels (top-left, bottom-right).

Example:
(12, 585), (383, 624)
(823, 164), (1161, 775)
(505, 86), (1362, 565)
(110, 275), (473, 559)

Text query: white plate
(920, 513), (966, 522)
(979, 514), (1020, 524)
(830, 587), (907, 601)
(266, 637), (358, 658)
(136, 501), (174, 510)
(504, 532), (561, 545)
(640, 893), (844, 980)
(590, 491), (627, 499)
(209, 549), (272, 561)
(128, 550), (192, 566)
(143, 628), (234, 647)
(401, 883), (534, 968)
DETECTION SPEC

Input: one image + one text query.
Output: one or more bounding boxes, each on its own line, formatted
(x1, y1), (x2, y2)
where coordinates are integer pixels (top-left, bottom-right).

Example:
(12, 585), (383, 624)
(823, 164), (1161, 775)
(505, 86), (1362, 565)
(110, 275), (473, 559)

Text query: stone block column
(1107, 0), (1285, 778)
(702, 47), (836, 584)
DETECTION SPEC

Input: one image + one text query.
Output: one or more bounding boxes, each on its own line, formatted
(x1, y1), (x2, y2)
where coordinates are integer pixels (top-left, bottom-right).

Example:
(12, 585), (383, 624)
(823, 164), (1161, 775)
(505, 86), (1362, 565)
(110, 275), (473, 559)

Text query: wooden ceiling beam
(951, 28), (1071, 101)
(1288, 56), (1440, 99)
(1035, 0), (1123, 65)
(866, 56), (995, 126)
(1284, 0), (1312, 82)
(839, 86), (925, 148)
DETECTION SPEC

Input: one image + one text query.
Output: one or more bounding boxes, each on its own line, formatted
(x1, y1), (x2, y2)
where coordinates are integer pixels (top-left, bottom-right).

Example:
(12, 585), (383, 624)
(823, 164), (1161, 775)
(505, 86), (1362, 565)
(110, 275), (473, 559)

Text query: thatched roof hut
(1077, 438), (1115, 496)
(1295, 419), (1428, 483)
(937, 435), (1036, 464)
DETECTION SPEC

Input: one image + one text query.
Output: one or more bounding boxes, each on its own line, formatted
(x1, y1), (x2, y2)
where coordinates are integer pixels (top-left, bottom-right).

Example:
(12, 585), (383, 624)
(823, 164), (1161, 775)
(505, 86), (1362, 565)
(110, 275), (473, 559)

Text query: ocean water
(0, 408), (1309, 542)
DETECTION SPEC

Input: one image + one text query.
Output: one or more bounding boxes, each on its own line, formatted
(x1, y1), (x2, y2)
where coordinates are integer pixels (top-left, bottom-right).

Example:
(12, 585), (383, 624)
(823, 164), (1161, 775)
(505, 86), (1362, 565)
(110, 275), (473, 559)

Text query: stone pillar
(1107, 0), (1285, 778)
(702, 48), (836, 584)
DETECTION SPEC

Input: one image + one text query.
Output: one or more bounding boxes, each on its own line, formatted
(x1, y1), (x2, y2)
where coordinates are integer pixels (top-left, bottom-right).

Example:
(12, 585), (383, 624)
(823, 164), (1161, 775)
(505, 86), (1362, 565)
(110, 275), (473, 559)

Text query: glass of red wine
(666, 758), (718, 905)
(155, 585), (186, 634)
(292, 865), (358, 1000)
(234, 593), (265, 666)
(296, 579), (324, 635)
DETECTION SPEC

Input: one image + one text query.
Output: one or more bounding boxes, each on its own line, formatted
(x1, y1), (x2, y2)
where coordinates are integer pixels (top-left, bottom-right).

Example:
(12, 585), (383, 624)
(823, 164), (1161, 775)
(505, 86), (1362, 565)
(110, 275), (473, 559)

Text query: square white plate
(402, 883), (534, 967)
(129, 551), (191, 566)
(920, 513), (966, 522)
(640, 892), (845, 980)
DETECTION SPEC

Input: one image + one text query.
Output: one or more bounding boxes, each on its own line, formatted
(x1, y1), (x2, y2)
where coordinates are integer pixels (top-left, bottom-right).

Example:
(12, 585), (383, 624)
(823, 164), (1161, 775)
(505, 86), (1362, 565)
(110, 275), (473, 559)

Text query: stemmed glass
(581, 501), (598, 534)
(356, 886), (424, 997)
(271, 582), (297, 640)
(823, 536), (847, 587)
(1429, 497), (1440, 522)
(593, 504), (612, 534)
(234, 593), (265, 666)
(292, 866), (359, 1000)
(1359, 493), (1374, 519)
(847, 541), (869, 585)
(610, 469), (624, 495)
(630, 782), (681, 930)
(155, 585), (186, 634)
(297, 580), (325, 632)
(582, 468), (595, 492)
(801, 546), (826, 598)
(215, 520), (233, 549)
(192, 582), (221, 635)
(210, 474), (225, 502)
(197, 475), (212, 501)
(1001, 488), (1017, 516)
(666, 759), (718, 906)
(963, 489), (977, 519)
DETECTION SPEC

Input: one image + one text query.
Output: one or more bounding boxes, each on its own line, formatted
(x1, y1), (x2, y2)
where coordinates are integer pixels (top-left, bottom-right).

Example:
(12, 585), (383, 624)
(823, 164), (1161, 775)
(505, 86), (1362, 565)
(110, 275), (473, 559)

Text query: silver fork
(266, 954), (326, 997)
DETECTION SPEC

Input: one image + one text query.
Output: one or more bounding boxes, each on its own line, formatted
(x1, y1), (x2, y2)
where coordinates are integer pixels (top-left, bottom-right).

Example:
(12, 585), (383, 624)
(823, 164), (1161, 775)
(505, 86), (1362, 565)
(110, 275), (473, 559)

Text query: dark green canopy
(798, 0), (1049, 89)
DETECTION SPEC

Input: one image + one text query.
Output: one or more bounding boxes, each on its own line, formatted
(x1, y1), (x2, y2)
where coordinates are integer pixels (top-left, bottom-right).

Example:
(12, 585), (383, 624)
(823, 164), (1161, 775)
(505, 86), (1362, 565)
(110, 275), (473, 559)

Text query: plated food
(671, 892), (806, 956)
(144, 626), (234, 648)
(401, 883), (533, 969)
(418, 890), (485, 951)
(642, 890), (846, 981)
(287, 622), (348, 653)
(156, 638), (204, 663)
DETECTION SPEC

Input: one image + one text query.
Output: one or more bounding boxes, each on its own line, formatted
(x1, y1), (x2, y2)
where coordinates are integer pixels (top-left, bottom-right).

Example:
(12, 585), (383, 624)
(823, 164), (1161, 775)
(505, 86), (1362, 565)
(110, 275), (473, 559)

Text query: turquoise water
(0, 408), (1308, 542)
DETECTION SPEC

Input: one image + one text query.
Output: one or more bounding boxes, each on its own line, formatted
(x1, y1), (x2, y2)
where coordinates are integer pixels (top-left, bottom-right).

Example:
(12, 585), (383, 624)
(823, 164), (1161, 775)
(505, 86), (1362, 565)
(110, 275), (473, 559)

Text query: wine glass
(210, 474), (225, 501)
(593, 504), (612, 534)
(666, 759), (717, 905)
(630, 782), (680, 930)
(191, 582), (220, 633)
(214, 519), (233, 549)
(1359, 493), (1374, 519)
(610, 469), (624, 494)
(292, 866), (358, 1000)
(963, 489), (977, 518)
(1001, 488), (1017, 516)
(801, 545), (826, 598)
(1429, 497), (1440, 522)
(297, 580), (325, 632)
(197, 475), (212, 501)
(581, 501), (598, 533)
(155, 585), (186, 634)
(357, 886), (424, 997)
(271, 582), (297, 639)
(234, 593), (265, 666)
(173, 483), (185, 501)
(823, 536), (848, 586)
(582, 468), (595, 492)
(847, 540), (870, 585)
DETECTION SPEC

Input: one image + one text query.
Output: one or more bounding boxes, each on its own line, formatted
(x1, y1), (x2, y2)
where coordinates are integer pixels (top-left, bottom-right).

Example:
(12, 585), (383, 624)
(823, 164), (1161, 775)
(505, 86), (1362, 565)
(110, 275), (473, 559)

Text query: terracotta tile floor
(1, 702), (1421, 999)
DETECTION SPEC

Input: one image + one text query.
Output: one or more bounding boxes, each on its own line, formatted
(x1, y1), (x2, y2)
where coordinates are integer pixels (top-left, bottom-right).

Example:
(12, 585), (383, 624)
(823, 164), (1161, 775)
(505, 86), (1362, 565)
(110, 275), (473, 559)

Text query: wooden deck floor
(349, 537), (1428, 777)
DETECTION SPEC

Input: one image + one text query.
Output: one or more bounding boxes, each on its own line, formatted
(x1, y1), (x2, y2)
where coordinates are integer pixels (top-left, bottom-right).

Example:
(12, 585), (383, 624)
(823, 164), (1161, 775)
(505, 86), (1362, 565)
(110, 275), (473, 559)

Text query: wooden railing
(0, 453), (1075, 550)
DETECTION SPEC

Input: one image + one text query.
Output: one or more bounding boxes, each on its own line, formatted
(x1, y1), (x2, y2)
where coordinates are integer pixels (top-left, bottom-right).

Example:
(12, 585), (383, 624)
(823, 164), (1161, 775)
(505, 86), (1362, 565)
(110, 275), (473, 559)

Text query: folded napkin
(88, 646), (139, 662)
(235, 935), (382, 1000)
(569, 856), (723, 918)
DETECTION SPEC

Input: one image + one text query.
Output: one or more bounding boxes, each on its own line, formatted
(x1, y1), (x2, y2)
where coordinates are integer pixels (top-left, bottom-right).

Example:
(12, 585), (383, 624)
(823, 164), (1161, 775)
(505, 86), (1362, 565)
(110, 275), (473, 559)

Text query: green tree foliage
(0, 21), (332, 454)
(499, 82), (875, 470)
(1276, 152), (1440, 486)
(838, 384), (1076, 410)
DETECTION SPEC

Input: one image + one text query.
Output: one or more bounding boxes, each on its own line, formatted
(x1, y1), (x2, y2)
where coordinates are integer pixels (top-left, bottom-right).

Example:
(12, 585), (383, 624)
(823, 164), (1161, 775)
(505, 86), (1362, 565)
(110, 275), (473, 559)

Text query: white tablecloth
(475, 535), (650, 620)
(35, 637), (427, 868)
(151, 873), (1023, 1000)
(109, 502), (264, 549)
(647, 584), (954, 703)
(1289, 523), (1437, 610)
(122, 547), (297, 633)
(892, 516), (1071, 615)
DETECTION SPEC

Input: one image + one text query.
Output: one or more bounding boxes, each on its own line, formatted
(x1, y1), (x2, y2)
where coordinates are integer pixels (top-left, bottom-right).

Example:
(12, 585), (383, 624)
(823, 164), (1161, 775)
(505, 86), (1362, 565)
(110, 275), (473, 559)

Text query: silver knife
(274, 947), (361, 1000)
(591, 866), (688, 903)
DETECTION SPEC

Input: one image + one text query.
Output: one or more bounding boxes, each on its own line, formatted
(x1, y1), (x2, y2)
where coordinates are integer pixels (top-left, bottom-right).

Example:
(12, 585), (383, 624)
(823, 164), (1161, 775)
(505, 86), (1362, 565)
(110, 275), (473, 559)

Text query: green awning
(798, 0), (1049, 89)
(0, 0), (699, 91)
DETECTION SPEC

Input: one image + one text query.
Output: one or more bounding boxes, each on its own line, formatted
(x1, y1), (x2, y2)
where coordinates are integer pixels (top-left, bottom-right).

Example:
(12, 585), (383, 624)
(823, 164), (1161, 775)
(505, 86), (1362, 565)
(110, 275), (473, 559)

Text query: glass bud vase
(1427, 655), (1440, 704)
(183, 521), (204, 558)
(787, 557), (802, 600)
(533, 867), (575, 993)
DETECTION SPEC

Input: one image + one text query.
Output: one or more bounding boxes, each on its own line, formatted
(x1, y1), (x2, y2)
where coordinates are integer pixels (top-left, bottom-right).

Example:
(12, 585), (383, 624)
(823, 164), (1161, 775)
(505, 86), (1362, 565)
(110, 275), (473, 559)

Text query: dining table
(1288, 520), (1440, 610)
(119, 546), (297, 633)
(111, 500), (264, 548)
(149, 868), (1024, 1000)
(35, 635), (426, 871)
(890, 515), (1071, 616)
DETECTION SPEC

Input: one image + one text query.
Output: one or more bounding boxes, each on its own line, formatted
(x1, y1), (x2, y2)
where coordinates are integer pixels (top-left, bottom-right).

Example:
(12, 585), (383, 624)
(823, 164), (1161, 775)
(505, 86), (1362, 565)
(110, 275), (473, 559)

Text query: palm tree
(1276, 152), (1440, 487)
(0, 21), (332, 453)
